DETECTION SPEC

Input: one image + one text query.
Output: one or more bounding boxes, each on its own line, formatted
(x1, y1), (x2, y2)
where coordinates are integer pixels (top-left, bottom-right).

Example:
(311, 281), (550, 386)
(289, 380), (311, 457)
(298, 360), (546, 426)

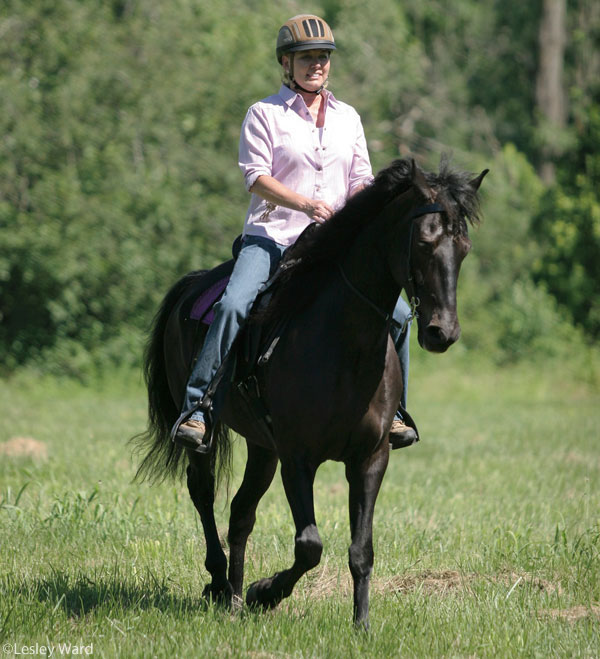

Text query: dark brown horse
(134, 158), (487, 628)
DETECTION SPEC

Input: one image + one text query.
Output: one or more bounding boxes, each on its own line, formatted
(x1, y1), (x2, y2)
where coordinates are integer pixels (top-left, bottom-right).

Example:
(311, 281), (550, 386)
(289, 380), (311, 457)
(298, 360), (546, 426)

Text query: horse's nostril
(424, 323), (461, 351)
(426, 325), (447, 344)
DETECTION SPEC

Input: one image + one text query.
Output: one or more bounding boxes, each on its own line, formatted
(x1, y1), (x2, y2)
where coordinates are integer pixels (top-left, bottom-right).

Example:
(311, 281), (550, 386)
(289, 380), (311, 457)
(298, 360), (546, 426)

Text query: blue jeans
(183, 235), (287, 420)
(183, 235), (412, 421)
(391, 297), (412, 415)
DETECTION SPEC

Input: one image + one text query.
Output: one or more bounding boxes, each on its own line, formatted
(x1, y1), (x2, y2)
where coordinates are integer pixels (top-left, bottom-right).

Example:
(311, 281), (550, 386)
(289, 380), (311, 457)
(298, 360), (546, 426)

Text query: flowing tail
(131, 271), (231, 484)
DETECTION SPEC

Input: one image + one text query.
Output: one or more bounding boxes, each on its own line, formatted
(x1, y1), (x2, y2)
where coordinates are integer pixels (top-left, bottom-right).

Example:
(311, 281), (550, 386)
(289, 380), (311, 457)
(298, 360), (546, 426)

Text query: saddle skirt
(190, 274), (230, 325)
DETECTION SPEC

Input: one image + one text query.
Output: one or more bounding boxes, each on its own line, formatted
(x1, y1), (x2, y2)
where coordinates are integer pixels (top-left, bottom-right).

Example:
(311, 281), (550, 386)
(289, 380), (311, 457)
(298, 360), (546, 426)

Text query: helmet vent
(303, 18), (323, 38)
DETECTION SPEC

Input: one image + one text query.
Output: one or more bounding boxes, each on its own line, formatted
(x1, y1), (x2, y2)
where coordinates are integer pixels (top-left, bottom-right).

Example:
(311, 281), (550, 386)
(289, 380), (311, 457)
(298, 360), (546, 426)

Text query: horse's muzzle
(419, 320), (461, 353)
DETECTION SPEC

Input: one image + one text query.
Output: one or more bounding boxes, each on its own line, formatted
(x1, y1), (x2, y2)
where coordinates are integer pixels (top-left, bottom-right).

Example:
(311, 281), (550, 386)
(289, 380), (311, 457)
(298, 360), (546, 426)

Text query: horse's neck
(341, 216), (403, 321)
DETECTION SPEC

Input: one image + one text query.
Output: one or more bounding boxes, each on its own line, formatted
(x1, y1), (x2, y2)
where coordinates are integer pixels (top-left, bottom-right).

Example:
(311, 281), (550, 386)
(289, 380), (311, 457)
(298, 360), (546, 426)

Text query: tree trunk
(536, 0), (567, 184)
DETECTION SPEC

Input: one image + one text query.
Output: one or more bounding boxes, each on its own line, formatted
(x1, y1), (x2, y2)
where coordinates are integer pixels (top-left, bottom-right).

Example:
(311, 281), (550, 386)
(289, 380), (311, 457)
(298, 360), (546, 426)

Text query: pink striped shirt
(238, 84), (373, 246)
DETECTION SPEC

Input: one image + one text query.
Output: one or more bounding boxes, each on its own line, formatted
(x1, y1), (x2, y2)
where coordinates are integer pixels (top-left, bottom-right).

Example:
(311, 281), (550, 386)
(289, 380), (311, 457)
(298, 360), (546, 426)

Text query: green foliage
(0, 0), (598, 374)
(322, 0), (428, 169)
(0, 0), (279, 374)
(532, 105), (600, 337)
(457, 145), (565, 362)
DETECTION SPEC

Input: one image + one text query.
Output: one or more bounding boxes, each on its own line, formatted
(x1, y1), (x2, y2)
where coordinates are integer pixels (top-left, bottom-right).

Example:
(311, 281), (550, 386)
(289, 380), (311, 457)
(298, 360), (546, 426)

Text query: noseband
(337, 202), (446, 326)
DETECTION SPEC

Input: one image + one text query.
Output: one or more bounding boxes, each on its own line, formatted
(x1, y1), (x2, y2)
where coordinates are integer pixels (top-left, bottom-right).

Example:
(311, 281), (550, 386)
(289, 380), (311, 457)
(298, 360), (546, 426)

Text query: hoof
(353, 617), (370, 632)
(245, 576), (282, 610)
(202, 581), (233, 608)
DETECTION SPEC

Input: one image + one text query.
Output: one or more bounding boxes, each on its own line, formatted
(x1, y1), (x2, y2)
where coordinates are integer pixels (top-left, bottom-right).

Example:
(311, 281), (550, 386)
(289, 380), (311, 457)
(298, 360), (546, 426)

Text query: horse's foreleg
(186, 452), (232, 606)
(246, 458), (322, 610)
(345, 444), (389, 630)
(228, 442), (278, 605)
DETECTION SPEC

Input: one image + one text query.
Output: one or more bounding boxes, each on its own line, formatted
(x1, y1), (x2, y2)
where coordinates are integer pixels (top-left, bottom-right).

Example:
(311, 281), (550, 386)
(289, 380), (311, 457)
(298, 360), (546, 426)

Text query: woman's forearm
(250, 176), (310, 212)
(250, 175), (334, 222)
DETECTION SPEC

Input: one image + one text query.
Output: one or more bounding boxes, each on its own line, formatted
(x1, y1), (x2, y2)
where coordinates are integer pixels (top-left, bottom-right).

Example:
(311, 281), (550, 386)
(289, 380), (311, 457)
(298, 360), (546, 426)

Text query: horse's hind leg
(345, 444), (389, 629)
(228, 442), (278, 605)
(186, 451), (232, 606)
(246, 457), (322, 609)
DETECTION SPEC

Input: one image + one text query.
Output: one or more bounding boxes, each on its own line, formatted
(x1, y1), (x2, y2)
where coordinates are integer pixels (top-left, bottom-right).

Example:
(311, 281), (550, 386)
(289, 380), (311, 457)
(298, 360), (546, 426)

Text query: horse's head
(389, 160), (488, 353)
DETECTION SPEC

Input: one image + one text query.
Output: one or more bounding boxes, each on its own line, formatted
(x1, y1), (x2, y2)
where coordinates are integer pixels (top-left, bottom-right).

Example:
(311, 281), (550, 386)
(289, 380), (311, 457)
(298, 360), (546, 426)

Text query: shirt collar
(278, 84), (337, 109)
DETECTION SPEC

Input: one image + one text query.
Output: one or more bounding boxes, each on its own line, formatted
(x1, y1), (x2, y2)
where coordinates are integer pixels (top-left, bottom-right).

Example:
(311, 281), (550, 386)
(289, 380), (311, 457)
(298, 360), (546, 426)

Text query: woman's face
(284, 49), (331, 92)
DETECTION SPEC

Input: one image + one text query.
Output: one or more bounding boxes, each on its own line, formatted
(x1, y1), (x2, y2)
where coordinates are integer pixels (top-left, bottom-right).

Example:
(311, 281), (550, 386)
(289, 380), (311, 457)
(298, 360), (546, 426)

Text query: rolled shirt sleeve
(349, 119), (374, 195)
(239, 107), (273, 192)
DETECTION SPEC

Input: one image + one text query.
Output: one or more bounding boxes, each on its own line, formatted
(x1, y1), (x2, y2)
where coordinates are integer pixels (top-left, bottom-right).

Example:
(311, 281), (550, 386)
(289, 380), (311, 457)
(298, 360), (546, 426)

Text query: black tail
(131, 271), (232, 484)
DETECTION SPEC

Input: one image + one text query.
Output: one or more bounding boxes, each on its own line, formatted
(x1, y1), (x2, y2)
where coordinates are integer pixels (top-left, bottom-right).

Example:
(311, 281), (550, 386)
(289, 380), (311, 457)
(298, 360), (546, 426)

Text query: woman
(174, 14), (416, 450)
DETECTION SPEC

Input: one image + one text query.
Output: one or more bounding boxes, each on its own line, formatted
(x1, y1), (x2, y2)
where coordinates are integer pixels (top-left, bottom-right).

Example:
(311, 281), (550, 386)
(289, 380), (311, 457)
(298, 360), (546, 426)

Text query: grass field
(1, 348), (599, 658)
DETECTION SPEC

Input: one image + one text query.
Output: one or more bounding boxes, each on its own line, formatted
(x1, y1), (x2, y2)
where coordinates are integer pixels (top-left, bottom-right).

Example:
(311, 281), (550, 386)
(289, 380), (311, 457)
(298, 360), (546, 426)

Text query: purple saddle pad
(190, 276), (230, 325)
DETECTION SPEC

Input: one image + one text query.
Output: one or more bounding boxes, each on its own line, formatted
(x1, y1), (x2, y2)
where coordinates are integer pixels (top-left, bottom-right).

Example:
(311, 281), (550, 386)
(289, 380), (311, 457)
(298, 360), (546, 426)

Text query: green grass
(1, 351), (599, 658)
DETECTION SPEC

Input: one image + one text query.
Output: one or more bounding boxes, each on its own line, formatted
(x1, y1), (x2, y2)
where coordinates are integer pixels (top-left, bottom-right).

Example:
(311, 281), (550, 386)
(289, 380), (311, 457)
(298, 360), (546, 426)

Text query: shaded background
(1, 0), (598, 378)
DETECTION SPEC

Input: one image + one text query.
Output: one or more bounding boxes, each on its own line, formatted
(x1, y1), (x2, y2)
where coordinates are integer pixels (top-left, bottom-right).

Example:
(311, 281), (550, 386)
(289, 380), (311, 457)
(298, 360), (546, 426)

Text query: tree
(535, 0), (567, 183)
(533, 106), (600, 338)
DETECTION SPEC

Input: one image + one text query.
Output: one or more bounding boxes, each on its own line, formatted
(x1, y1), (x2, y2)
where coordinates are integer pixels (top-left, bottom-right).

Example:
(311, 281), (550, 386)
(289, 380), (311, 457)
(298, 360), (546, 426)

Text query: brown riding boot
(174, 419), (207, 450)
(389, 418), (418, 449)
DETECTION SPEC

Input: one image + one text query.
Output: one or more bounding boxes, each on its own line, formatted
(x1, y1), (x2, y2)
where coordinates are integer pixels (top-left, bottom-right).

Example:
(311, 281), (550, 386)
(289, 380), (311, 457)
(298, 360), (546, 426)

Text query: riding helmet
(276, 14), (336, 63)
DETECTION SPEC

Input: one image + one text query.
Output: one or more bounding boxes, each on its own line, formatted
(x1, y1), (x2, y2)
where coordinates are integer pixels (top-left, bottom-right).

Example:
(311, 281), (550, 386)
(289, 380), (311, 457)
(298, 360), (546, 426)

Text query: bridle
(337, 202), (446, 328)
(403, 202), (445, 296)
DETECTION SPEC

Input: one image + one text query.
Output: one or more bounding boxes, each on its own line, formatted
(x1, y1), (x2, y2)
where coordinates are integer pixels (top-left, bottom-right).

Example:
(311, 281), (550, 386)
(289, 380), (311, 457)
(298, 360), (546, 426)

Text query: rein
(337, 202), (445, 327)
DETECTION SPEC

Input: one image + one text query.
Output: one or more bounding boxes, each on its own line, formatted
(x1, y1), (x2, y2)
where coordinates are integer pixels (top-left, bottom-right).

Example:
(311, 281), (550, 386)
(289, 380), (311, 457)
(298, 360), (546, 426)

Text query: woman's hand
(303, 199), (335, 223)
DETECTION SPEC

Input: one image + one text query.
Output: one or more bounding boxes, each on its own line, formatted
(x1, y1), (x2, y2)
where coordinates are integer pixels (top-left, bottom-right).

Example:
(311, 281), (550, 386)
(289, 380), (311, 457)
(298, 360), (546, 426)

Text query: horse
(134, 157), (487, 628)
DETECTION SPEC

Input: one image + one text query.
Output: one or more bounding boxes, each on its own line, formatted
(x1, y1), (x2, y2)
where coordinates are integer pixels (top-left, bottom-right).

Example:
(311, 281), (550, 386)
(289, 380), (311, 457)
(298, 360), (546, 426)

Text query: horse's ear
(469, 169), (489, 191)
(410, 158), (433, 200)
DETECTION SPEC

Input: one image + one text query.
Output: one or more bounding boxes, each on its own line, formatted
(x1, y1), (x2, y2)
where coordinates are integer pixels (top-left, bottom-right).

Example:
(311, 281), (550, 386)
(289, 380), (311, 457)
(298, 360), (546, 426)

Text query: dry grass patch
(383, 569), (474, 595)
(302, 567), (475, 599)
(489, 570), (563, 595)
(0, 437), (48, 460)
(300, 567), (563, 600)
(538, 605), (600, 623)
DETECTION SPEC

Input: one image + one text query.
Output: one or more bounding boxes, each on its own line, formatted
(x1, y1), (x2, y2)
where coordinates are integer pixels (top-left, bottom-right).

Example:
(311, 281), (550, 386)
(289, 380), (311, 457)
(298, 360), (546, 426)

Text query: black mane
(255, 157), (483, 324)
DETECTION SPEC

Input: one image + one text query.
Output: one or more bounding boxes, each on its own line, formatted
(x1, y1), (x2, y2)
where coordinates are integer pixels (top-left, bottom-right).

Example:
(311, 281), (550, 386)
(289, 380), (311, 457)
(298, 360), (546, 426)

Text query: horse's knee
(186, 464), (199, 495)
(186, 464), (217, 517)
(228, 499), (256, 546)
(295, 525), (323, 570)
(187, 464), (210, 497)
(348, 542), (373, 579)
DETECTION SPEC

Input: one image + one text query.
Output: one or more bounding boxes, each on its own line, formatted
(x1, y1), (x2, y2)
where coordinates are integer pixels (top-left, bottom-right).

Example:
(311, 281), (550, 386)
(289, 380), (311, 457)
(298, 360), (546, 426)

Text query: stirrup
(171, 412), (213, 454)
(389, 420), (418, 449)
(389, 407), (419, 450)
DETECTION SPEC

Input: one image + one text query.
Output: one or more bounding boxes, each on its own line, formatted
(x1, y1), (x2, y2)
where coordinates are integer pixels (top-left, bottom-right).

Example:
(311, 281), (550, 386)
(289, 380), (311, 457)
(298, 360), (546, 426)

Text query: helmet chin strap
(292, 79), (325, 95)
